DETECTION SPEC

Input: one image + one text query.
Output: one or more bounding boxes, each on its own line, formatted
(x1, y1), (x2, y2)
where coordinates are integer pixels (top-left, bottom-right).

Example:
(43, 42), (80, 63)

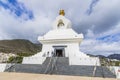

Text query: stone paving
(0, 72), (116, 80)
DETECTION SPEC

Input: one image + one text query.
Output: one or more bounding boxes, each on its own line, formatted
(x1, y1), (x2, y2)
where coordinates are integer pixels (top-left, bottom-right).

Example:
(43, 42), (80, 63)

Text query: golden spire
(59, 9), (65, 16)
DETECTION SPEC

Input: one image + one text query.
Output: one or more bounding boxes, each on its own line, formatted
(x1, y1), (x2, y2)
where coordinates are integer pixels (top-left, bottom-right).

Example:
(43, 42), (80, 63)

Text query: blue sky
(0, 0), (34, 20)
(0, 0), (120, 56)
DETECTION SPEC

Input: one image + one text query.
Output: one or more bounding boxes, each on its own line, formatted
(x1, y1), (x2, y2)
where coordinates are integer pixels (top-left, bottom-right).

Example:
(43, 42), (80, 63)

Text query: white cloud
(80, 39), (120, 56)
(0, 0), (120, 55)
(0, 5), (52, 41)
(86, 29), (95, 38)
(0, 29), (11, 40)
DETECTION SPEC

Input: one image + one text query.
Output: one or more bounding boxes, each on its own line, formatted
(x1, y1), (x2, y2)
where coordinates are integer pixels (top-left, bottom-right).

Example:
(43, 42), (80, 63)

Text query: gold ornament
(59, 10), (65, 16)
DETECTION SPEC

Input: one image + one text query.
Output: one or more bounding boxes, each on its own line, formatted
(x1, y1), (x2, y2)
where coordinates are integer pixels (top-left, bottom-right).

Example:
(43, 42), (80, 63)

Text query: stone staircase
(5, 57), (116, 78)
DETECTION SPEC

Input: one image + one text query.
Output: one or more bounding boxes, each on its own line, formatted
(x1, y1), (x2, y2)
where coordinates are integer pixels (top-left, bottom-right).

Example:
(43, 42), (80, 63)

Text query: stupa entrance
(53, 46), (66, 57)
(56, 49), (63, 57)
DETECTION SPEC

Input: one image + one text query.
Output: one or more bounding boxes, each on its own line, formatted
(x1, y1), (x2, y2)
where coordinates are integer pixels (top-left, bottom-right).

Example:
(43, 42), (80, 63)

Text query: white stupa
(22, 10), (100, 66)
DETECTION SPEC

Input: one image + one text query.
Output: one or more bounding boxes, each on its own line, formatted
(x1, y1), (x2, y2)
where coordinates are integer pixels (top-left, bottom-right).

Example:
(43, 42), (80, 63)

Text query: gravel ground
(0, 72), (117, 80)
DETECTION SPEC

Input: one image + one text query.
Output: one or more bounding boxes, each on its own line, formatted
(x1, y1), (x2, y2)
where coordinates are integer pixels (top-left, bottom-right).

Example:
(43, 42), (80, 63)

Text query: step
(5, 57), (116, 78)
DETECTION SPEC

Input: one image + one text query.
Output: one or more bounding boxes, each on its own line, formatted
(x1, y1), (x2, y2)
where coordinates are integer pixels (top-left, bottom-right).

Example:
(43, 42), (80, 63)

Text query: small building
(22, 10), (100, 66)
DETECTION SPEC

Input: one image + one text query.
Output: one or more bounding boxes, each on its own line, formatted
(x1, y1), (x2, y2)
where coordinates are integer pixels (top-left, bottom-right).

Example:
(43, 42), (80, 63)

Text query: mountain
(0, 39), (42, 55)
(107, 54), (120, 60)
(95, 55), (106, 58)
(87, 53), (120, 60)
(86, 54), (106, 58)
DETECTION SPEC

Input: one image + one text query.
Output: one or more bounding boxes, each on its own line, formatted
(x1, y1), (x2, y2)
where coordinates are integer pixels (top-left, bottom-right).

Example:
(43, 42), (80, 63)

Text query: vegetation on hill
(0, 39), (42, 55)
(87, 53), (120, 66)
(0, 39), (42, 63)
(100, 57), (120, 66)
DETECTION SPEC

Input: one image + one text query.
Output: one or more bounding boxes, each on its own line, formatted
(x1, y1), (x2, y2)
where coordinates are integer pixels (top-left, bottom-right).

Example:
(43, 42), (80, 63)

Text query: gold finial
(59, 9), (65, 16)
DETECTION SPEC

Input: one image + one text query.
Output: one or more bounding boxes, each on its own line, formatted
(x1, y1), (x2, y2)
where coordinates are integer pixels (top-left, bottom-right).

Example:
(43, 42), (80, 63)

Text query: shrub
(17, 52), (35, 57)
(8, 56), (23, 63)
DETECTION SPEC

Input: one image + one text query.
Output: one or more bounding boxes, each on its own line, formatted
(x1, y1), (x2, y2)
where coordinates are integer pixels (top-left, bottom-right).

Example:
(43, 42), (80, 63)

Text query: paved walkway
(0, 72), (117, 80)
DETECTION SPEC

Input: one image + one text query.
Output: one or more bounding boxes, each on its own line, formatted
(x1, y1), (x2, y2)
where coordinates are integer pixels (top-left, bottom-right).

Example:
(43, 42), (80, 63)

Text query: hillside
(108, 54), (120, 60)
(87, 53), (120, 60)
(0, 39), (42, 55)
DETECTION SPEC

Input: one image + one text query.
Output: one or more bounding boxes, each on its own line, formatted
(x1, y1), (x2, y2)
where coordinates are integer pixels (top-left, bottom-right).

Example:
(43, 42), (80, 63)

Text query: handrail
(50, 57), (58, 74)
(44, 57), (52, 74)
(92, 58), (98, 77)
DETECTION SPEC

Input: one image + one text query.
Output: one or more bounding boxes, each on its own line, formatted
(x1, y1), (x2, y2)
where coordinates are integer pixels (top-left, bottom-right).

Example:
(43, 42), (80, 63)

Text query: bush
(8, 56), (14, 63)
(17, 52), (35, 57)
(107, 61), (120, 66)
(114, 61), (120, 66)
(8, 56), (23, 63)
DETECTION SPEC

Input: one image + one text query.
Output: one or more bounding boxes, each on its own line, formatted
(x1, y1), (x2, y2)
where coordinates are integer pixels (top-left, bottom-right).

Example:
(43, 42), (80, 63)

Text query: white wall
(0, 63), (7, 72)
(69, 57), (100, 66)
(109, 66), (120, 79)
(22, 42), (101, 66)
(42, 43), (80, 57)
(22, 57), (46, 64)
(41, 42), (101, 66)
(42, 43), (69, 57)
